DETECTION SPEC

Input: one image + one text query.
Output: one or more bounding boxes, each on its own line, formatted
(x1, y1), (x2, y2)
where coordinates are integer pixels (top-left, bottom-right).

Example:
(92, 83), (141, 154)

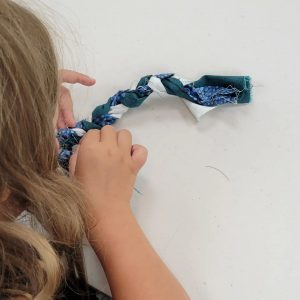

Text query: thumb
(69, 145), (80, 176)
(131, 144), (148, 173)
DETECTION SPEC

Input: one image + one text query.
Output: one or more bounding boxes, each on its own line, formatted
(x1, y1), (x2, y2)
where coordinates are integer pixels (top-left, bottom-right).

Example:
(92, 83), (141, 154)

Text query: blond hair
(0, 0), (87, 298)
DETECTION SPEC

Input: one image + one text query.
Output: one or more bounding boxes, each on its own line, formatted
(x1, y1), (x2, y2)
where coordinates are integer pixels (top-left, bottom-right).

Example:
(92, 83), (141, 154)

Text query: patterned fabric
(57, 73), (252, 169)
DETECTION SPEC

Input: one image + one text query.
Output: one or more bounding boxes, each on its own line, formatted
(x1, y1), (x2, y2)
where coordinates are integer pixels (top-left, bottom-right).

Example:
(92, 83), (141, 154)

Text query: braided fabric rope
(57, 73), (252, 169)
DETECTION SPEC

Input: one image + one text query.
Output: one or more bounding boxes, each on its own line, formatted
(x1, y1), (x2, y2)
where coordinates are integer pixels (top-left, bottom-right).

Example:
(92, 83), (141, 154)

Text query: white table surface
(26, 0), (300, 299)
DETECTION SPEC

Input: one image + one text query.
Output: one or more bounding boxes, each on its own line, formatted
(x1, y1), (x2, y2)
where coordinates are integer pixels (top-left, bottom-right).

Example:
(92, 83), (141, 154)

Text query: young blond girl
(0, 1), (190, 299)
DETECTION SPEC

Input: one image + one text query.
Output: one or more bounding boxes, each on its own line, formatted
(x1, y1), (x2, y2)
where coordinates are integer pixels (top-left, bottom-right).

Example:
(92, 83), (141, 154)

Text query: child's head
(0, 0), (59, 175)
(0, 1), (87, 298)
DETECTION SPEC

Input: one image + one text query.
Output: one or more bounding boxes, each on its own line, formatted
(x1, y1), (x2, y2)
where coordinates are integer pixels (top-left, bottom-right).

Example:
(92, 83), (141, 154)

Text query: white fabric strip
(109, 103), (129, 118)
(72, 128), (86, 136)
(147, 76), (168, 95)
(183, 100), (215, 121)
(173, 74), (193, 86)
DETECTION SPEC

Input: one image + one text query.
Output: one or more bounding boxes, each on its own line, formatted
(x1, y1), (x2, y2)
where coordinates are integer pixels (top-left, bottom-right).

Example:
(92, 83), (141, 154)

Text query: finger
(57, 113), (66, 129)
(131, 144), (148, 173)
(117, 129), (132, 153)
(80, 129), (101, 145)
(60, 69), (96, 86)
(69, 145), (80, 176)
(60, 89), (76, 127)
(101, 125), (117, 145)
(62, 108), (76, 128)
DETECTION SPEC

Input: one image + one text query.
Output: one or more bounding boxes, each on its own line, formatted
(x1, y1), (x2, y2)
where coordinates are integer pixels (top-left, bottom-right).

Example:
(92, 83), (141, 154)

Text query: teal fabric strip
(192, 75), (252, 103)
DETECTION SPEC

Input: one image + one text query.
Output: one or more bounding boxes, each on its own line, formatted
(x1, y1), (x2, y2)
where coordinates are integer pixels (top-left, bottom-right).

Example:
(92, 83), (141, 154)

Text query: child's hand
(69, 126), (147, 221)
(57, 69), (96, 129)
(69, 127), (190, 300)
